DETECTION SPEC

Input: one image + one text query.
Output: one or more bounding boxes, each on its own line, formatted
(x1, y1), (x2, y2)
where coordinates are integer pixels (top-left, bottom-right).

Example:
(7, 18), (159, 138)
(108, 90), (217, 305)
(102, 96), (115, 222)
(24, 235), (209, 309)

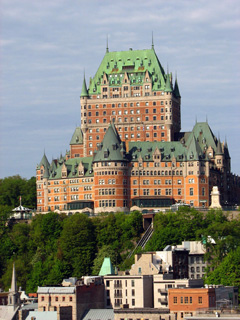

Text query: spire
(39, 152), (50, 169)
(173, 76), (181, 98)
(11, 262), (17, 293)
(151, 31), (154, 50)
(81, 72), (88, 97)
(224, 137), (230, 159)
(165, 73), (173, 92)
(216, 137), (223, 155)
(106, 35), (109, 53)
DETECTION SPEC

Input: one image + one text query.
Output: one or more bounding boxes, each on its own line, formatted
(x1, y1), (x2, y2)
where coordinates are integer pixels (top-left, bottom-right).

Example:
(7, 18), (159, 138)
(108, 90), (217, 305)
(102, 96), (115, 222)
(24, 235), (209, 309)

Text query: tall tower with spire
(8, 262), (19, 309)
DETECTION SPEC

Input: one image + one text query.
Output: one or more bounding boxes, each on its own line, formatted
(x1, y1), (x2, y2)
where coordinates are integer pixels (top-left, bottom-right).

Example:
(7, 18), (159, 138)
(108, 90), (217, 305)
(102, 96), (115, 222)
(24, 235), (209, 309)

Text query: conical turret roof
(93, 122), (127, 162)
(81, 75), (88, 97)
(164, 73), (173, 92)
(39, 152), (50, 169)
(216, 139), (223, 155)
(173, 78), (181, 98)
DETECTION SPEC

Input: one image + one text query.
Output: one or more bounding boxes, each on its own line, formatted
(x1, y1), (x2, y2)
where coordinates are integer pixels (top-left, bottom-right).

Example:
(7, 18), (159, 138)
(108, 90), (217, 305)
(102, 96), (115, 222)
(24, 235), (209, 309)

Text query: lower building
(153, 275), (204, 309)
(37, 279), (105, 320)
(103, 275), (153, 309)
(114, 308), (174, 320)
(168, 288), (216, 320)
(36, 122), (240, 214)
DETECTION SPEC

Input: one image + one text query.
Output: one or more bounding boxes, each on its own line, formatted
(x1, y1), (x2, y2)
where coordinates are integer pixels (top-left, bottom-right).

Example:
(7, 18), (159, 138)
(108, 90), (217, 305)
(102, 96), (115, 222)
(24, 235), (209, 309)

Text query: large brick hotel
(36, 43), (240, 213)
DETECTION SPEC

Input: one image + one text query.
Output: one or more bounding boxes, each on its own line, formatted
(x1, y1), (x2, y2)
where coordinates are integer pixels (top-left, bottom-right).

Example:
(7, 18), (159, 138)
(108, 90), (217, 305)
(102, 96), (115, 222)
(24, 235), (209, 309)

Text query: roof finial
(206, 114), (208, 123)
(195, 116), (197, 124)
(106, 35), (109, 53)
(152, 31), (154, 50)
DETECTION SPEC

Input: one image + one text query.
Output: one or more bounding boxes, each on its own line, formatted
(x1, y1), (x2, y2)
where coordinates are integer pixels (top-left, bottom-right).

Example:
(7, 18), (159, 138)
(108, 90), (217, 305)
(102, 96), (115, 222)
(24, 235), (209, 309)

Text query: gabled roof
(93, 122), (128, 162)
(88, 48), (167, 94)
(99, 257), (115, 276)
(70, 127), (83, 145)
(49, 156), (93, 179)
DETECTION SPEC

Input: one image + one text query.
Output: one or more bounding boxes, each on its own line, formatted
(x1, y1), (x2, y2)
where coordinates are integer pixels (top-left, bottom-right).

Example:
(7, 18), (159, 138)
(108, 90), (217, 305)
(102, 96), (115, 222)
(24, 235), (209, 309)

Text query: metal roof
(82, 309), (114, 320)
(37, 286), (75, 294)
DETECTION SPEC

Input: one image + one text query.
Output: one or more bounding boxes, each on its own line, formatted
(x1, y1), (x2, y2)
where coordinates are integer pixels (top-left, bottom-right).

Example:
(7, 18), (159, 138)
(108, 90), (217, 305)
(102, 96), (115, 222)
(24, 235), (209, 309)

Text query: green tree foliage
(205, 246), (240, 291)
(59, 214), (96, 278)
(0, 175), (36, 208)
(0, 205), (239, 295)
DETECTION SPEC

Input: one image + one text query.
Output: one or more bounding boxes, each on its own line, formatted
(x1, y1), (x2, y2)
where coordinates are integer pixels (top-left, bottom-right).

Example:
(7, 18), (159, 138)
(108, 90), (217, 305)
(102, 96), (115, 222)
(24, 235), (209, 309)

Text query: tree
(59, 214), (96, 277)
(205, 246), (240, 299)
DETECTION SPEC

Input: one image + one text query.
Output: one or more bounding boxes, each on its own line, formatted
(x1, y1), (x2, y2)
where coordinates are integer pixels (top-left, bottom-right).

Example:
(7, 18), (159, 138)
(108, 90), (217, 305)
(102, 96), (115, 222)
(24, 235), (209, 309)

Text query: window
(190, 188), (194, 196)
(132, 289), (135, 296)
(131, 280), (135, 287)
(185, 297), (188, 304)
(174, 297), (177, 304)
(55, 297), (58, 301)
(181, 297), (183, 304)
(132, 299), (135, 306)
(190, 296), (192, 304)
(198, 297), (202, 304)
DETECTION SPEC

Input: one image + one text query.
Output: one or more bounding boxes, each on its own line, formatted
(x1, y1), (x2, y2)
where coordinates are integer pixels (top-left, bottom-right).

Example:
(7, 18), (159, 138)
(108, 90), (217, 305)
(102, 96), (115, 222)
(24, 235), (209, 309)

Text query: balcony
(114, 293), (122, 298)
(114, 283), (122, 289)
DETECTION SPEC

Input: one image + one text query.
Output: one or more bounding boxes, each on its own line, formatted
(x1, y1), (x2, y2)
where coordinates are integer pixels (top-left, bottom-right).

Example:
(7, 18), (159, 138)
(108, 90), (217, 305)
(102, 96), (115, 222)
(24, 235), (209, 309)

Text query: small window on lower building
(132, 299), (135, 306)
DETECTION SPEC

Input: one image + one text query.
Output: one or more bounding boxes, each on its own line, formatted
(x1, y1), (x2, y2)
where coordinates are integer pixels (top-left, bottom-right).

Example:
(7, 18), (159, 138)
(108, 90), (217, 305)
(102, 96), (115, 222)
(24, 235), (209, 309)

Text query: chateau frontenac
(36, 43), (240, 213)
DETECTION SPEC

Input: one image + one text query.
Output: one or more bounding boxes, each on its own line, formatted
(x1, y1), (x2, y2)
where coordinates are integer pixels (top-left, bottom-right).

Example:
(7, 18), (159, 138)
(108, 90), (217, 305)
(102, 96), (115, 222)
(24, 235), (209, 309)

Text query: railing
(126, 222), (154, 260)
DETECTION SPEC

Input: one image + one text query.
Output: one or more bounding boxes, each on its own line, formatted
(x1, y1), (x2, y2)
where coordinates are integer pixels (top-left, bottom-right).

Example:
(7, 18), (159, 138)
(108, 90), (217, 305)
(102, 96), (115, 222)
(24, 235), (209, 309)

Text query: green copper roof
(81, 75), (88, 97)
(93, 122), (128, 162)
(99, 257), (115, 276)
(186, 135), (202, 161)
(70, 127), (83, 145)
(37, 153), (50, 170)
(185, 122), (217, 153)
(164, 73), (173, 92)
(49, 156), (93, 179)
(88, 48), (167, 94)
(128, 140), (187, 162)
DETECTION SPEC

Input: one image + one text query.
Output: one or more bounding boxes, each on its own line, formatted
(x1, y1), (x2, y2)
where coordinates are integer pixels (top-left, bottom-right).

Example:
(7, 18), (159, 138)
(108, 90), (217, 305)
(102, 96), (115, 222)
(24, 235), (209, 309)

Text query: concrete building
(176, 241), (207, 280)
(36, 43), (240, 214)
(103, 275), (153, 309)
(130, 241), (206, 280)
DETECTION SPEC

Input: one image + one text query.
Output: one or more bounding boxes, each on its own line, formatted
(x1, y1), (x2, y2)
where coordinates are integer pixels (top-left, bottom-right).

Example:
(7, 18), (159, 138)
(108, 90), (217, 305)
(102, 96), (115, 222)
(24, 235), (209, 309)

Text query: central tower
(71, 45), (181, 159)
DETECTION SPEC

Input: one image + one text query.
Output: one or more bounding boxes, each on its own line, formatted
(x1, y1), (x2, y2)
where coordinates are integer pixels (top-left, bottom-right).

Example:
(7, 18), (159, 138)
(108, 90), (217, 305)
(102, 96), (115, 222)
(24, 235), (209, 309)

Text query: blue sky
(1, 0), (240, 179)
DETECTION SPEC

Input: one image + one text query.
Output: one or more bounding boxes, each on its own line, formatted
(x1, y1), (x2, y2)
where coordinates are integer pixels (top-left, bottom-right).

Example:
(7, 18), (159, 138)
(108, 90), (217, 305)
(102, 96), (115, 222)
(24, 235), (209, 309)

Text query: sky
(1, 0), (240, 179)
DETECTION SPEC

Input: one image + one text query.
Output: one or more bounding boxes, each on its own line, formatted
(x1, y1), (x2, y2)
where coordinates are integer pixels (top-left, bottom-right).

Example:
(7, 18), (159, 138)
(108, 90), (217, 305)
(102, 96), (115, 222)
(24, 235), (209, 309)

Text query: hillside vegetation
(0, 176), (239, 294)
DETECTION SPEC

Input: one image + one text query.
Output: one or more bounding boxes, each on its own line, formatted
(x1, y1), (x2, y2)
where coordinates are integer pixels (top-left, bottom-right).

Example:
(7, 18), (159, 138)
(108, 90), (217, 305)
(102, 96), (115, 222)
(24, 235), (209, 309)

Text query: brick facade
(36, 45), (240, 214)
